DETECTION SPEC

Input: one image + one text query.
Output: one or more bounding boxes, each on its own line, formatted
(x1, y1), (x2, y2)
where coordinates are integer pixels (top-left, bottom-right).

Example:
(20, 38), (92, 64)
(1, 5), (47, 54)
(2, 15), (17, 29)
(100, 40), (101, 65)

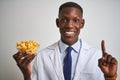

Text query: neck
(61, 38), (78, 46)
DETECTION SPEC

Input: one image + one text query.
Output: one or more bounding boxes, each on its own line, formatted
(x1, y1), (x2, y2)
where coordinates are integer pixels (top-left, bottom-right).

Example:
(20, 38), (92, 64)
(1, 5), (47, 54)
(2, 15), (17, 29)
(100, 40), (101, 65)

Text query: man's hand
(13, 52), (35, 80)
(98, 40), (118, 78)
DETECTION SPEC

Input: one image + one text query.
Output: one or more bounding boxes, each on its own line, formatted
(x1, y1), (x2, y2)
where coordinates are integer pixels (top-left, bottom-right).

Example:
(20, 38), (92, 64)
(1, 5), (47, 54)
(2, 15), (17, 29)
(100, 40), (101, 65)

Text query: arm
(98, 40), (118, 80)
(13, 52), (35, 80)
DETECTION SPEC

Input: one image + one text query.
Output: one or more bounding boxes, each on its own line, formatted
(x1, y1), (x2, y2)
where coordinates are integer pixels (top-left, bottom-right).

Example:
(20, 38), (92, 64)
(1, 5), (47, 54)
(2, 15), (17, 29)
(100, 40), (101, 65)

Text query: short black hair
(59, 2), (83, 16)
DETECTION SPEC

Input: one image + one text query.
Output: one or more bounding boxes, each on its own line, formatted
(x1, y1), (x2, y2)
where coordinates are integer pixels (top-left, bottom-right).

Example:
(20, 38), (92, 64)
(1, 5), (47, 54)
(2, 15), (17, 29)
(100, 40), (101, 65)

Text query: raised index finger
(101, 40), (106, 57)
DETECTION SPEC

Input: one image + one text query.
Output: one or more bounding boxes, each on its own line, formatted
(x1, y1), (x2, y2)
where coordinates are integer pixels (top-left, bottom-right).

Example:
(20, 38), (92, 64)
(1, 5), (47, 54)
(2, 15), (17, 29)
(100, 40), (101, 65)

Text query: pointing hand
(98, 40), (118, 77)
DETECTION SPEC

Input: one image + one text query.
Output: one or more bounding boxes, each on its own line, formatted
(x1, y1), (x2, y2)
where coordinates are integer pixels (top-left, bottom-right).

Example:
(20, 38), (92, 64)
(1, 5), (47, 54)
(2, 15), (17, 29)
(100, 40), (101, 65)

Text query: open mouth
(65, 31), (75, 36)
(66, 31), (74, 34)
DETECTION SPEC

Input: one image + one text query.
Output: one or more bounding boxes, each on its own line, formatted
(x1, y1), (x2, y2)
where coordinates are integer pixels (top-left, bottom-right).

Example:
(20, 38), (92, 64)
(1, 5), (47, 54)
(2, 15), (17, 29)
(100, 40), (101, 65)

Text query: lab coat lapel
(74, 40), (91, 80)
(49, 42), (64, 80)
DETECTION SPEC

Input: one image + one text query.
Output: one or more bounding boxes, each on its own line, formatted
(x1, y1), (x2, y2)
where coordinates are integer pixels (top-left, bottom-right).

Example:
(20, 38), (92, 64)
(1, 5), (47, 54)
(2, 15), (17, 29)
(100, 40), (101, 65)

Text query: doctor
(13, 2), (118, 80)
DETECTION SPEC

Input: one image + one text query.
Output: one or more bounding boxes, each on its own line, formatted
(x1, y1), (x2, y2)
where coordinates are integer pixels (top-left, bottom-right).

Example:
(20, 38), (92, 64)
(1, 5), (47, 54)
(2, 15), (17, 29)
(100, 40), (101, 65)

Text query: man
(13, 2), (118, 80)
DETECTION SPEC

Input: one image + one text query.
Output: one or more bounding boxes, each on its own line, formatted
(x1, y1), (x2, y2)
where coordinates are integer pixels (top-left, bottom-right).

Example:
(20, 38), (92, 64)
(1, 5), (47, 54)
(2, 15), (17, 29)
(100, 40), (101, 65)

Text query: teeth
(66, 32), (74, 34)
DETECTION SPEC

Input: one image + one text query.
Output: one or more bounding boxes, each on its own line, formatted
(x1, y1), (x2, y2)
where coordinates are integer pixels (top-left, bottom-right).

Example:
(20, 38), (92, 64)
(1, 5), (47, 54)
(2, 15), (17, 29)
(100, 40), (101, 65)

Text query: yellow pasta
(16, 40), (39, 54)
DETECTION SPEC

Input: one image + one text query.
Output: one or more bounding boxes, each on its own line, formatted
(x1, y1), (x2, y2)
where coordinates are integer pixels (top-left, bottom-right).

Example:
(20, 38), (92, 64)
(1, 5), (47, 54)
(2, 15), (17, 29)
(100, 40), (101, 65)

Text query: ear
(81, 19), (85, 29)
(56, 18), (59, 28)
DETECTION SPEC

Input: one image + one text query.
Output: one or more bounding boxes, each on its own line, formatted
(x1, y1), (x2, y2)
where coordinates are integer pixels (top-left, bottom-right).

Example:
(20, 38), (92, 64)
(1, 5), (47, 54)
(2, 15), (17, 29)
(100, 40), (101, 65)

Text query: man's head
(56, 2), (85, 45)
(58, 2), (83, 17)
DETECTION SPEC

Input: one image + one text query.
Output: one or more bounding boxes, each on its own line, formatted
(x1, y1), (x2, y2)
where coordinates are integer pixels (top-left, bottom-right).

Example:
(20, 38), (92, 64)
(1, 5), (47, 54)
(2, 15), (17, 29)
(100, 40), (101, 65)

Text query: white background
(0, 0), (120, 80)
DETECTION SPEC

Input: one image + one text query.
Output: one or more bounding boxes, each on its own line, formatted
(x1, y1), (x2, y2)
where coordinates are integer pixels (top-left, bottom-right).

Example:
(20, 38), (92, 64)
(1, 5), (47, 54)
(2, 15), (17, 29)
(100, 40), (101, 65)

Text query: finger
(101, 40), (106, 57)
(106, 54), (112, 64)
(17, 53), (29, 64)
(111, 57), (118, 64)
(98, 58), (106, 67)
(20, 54), (36, 65)
(25, 54), (36, 64)
(13, 52), (21, 62)
(98, 53), (108, 66)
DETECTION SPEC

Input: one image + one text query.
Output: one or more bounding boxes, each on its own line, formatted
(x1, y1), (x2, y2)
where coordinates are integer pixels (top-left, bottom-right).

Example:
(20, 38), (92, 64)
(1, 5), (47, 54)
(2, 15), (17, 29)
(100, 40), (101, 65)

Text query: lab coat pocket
(74, 72), (97, 80)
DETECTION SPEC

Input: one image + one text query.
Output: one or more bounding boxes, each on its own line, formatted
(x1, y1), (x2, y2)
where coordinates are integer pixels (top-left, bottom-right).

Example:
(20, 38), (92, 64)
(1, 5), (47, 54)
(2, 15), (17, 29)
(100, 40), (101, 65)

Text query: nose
(66, 20), (73, 28)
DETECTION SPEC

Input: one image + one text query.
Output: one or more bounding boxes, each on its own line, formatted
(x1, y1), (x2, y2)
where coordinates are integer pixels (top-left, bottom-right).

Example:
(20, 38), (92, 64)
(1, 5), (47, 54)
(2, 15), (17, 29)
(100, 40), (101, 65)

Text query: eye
(60, 18), (67, 23)
(73, 18), (79, 24)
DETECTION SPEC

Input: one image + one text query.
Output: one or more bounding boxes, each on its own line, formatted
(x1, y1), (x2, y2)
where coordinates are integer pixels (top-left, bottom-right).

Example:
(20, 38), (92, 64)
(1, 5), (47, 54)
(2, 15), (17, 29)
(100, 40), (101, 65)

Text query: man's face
(56, 7), (85, 45)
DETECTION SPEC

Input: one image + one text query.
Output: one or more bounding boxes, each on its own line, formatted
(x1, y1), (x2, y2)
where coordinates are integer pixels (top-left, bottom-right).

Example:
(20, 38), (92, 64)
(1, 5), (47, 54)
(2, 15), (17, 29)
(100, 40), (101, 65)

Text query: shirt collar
(58, 39), (81, 53)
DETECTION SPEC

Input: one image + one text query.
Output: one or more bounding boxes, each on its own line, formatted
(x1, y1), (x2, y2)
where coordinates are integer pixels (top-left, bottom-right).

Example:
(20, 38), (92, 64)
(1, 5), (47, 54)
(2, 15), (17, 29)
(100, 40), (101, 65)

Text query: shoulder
(36, 41), (59, 55)
(81, 39), (102, 58)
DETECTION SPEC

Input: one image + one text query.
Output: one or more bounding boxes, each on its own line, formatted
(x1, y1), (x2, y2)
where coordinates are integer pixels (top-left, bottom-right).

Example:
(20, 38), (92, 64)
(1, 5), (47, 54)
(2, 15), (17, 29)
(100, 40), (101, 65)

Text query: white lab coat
(31, 39), (104, 80)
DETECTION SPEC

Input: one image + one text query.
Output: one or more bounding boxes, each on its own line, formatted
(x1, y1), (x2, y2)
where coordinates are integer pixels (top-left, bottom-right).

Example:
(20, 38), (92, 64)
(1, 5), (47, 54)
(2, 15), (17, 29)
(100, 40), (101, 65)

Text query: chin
(63, 37), (77, 45)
